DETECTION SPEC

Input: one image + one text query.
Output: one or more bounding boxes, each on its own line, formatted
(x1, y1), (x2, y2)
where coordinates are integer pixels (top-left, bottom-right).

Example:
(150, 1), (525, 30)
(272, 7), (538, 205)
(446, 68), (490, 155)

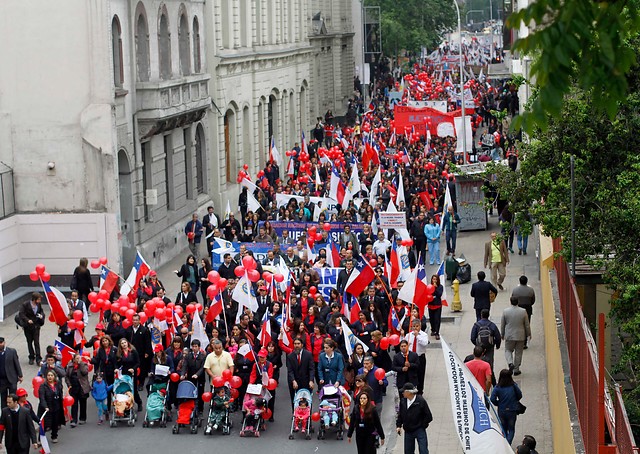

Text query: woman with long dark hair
(347, 392), (385, 453)
(71, 258), (94, 310)
(490, 368), (523, 444)
(199, 257), (213, 304)
(428, 274), (444, 339)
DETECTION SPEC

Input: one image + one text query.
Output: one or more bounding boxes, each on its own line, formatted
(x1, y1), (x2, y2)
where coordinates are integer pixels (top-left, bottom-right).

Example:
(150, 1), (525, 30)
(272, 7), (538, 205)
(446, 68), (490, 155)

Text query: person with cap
(15, 389), (37, 424)
(396, 382), (433, 454)
(249, 349), (273, 385)
(0, 338), (23, 409)
(0, 394), (38, 454)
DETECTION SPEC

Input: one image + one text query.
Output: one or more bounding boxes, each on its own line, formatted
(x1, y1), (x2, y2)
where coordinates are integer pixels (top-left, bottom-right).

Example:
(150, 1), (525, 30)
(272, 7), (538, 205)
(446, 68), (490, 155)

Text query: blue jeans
(517, 233), (529, 253)
(445, 230), (457, 254)
(428, 240), (440, 265)
(404, 427), (429, 454)
(498, 410), (518, 444)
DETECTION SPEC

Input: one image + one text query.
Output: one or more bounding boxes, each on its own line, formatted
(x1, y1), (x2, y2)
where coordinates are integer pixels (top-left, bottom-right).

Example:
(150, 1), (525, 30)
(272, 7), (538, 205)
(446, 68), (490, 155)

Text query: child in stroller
(317, 385), (347, 440)
(204, 386), (231, 435)
(240, 396), (266, 437)
(289, 388), (313, 440)
(110, 374), (136, 427)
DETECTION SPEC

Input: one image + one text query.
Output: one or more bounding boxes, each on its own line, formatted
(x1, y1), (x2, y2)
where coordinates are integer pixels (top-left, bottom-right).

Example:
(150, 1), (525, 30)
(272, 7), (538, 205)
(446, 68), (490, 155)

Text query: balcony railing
(135, 73), (211, 122)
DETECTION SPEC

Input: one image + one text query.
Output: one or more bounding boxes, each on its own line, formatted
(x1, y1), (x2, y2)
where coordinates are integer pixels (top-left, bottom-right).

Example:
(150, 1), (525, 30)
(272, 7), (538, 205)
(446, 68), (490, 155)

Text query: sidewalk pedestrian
(184, 213), (204, 258)
(470, 271), (498, 321)
(484, 232), (509, 290)
(18, 292), (45, 366)
(0, 339), (23, 409)
(0, 394), (38, 454)
(442, 206), (461, 255)
(500, 296), (531, 376)
(470, 309), (501, 376)
(465, 346), (492, 394)
(428, 275), (444, 339)
(511, 275), (536, 348)
(396, 382), (433, 454)
(490, 369), (524, 444)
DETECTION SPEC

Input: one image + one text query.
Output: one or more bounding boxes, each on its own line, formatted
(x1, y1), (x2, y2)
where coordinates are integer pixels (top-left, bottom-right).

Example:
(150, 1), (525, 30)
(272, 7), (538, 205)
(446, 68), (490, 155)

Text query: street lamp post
(452, 0), (467, 163)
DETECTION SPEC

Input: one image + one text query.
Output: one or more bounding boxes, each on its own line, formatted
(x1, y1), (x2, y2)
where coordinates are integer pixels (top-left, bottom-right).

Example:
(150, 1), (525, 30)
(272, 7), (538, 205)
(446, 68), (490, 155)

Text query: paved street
(0, 215), (551, 454)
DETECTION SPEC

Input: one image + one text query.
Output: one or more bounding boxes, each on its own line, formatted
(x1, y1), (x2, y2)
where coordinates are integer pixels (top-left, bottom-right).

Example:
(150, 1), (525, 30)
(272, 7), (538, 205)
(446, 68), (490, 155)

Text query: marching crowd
(0, 60), (540, 454)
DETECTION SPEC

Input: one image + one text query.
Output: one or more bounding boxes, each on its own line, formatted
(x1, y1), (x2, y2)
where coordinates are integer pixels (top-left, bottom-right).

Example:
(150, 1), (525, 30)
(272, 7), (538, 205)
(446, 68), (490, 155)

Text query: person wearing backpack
(470, 309), (501, 377)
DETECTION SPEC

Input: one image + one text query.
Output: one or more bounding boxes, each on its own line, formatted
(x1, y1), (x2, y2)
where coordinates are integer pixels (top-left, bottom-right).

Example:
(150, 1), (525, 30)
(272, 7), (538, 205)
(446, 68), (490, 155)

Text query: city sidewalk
(389, 215), (552, 453)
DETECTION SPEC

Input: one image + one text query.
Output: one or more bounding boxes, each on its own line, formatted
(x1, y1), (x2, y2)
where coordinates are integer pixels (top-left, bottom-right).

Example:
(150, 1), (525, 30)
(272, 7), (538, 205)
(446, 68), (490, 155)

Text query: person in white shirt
(403, 320), (429, 394)
(373, 231), (392, 258)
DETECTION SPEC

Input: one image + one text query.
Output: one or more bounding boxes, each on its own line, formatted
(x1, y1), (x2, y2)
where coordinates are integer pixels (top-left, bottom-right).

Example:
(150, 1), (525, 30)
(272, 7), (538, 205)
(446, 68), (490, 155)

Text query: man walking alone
(396, 382), (433, 454)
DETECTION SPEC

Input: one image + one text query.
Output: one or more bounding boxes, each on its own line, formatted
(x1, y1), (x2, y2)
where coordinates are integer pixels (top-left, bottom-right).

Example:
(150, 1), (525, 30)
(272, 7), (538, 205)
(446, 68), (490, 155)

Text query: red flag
(417, 191), (434, 211)
(43, 282), (69, 326)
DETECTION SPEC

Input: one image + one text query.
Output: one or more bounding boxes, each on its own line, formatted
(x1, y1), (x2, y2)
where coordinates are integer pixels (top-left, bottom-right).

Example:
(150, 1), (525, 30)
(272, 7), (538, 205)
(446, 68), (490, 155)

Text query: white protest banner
(275, 193), (339, 214)
(441, 337), (514, 454)
(378, 212), (407, 230)
(407, 100), (448, 113)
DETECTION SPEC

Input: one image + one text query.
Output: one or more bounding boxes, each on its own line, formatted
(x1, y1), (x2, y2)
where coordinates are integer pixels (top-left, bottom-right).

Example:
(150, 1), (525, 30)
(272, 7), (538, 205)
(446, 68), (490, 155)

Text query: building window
(111, 16), (124, 87)
(164, 135), (174, 210)
(142, 141), (152, 221)
(195, 124), (205, 194)
(178, 13), (191, 76)
(221, 1), (230, 48)
(158, 12), (172, 80)
(184, 127), (193, 200)
(193, 17), (201, 73)
(136, 13), (150, 82)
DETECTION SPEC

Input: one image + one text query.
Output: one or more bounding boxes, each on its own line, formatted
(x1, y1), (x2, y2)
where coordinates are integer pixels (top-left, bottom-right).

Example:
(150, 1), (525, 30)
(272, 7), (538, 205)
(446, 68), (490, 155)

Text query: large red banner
(393, 105), (475, 136)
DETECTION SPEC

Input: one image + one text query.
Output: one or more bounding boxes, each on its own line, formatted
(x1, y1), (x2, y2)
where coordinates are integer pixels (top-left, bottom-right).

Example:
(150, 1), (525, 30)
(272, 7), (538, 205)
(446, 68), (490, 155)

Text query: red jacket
(306, 334), (328, 363)
(249, 361), (274, 384)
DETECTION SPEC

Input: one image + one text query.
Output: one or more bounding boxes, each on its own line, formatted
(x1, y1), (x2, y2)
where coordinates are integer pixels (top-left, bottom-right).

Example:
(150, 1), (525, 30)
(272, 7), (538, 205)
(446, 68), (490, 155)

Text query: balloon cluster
(67, 310), (85, 332)
(318, 147), (346, 169)
(140, 297), (193, 325)
(399, 239), (414, 247)
(233, 255), (262, 283)
(32, 376), (44, 398)
(205, 270), (229, 300)
(29, 263), (50, 283)
(236, 164), (250, 184)
(89, 256), (109, 269)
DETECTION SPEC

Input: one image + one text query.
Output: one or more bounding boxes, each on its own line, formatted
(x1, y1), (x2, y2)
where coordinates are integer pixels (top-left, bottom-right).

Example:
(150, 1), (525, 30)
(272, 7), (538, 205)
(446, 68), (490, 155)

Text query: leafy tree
(365, 0), (456, 57)
(507, 0), (640, 133)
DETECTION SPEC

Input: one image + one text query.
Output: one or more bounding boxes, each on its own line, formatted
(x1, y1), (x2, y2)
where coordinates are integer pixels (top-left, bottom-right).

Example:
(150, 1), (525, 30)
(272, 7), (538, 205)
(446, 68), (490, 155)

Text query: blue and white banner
(441, 337), (514, 453)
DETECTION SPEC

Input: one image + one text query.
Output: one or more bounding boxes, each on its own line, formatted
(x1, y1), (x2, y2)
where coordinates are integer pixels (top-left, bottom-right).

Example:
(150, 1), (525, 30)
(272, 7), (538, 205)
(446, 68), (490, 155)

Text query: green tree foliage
(365, 0), (456, 56)
(507, 0), (640, 133)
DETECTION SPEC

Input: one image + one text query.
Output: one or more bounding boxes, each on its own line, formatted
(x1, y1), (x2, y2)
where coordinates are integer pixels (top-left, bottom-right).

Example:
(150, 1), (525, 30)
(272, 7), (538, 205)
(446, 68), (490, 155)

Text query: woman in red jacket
(306, 323), (329, 387)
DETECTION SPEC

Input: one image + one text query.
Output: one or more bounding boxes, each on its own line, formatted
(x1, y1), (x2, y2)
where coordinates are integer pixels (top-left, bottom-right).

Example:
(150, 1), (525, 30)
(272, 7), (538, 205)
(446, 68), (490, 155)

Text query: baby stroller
(240, 384), (271, 437)
(317, 385), (348, 440)
(143, 382), (169, 428)
(204, 385), (232, 436)
(172, 380), (201, 434)
(289, 388), (313, 440)
(109, 374), (136, 427)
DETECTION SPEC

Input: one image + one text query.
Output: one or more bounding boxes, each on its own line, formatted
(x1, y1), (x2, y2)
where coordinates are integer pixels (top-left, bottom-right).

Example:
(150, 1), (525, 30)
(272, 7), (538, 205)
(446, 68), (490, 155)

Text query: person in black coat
(285, 338), (315, 409)
(470, 271), (499, 321)
(125, 315), (152, 391)
(92, 337), (118, 403)
(18, 293), (45, 365)
(105, 313), (126, 346)
(115, 339), (142, 411)
(0, 394), (37, 453)
(182, 340), (207, 413)
(336, 259), (355, 294)
(71, 258), (94, 308)
(396, 382), (433, 454)
(175, 282), (198, 309)
(38, 371), (64, 443)
(392, 340), (420, 390)
(0, 339), (24, 409)
(347, 392), (385, 453)
(175, 255), (200, 294)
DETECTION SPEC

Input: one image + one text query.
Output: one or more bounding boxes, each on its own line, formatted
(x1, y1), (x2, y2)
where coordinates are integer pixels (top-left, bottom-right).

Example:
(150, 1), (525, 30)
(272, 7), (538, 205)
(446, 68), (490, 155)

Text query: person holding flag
(0, 394), (38, 453)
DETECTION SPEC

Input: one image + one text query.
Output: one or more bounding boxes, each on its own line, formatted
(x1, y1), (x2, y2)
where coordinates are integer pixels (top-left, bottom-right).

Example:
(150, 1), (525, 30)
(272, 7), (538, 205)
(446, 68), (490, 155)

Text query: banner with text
(407, 100), (448, 112)
(271, 221), (364, 242)
(393, 105), (475, 137)
(378, 212), (407, 230)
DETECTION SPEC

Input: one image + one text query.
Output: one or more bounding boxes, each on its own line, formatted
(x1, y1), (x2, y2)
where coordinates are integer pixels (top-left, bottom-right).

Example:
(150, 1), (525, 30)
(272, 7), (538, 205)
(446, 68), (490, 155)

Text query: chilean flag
(42, 282), (69, 326)
(39, 413), (51, 454)
(329, 165), (345, 205)
(280, 302), (290, 346)
(325, 236), (341, 268)
(389, 238), (401, 288)
(54, 340), (76, 368)
(120, 251), (150, 302)
(345, 256), (376, 297)
(258, 311), (272, 347)
(238, 343), (255, 362)
(286, 156), (295, 178)
(437, 262), (449, 307)
(99, 265), (119, 295)
(397, 253), (429, 317)
(206, 291), (224, 323)
(269, 136), (282, 166)
(342, 291), (361, 325)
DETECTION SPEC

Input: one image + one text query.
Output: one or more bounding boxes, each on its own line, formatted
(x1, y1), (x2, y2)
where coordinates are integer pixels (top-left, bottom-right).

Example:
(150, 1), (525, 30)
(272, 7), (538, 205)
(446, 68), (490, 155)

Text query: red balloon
(311, 412), (321, 422)
(202, 392), (213, 403)
(426, 284), (435, 295)
(93, 340), (100, 350)
(35, 264), (46, 275)
(89, 304), (99, 313)
(234, 266), (246, 277)
(146, 301), (157, 312)
(99, 256), (108, 265)
(122, 319), (132, 329)
(222, 369), (233, 382)
(118, 305), (128, 316)
(208, 270), (220, 284)
(88, 292), (98, 304)
(196, 303), (203, 313)
(90, 260), (100, 269)
(229, 376), (243, 389)
(212, 376), (225, 388)
(262, 272), (272, 281)
(126, 309), (136, 320)
(379, 337), (389, 350)
(170, 373), (180, 383)
(248, 269), (260, 282)
(323, 223), (331, 232)
(154, 308), (165, 320)
(369, 259), (378, 268)
(207, 286), (217, 300)
(315, 233), (322, 241)
(63, 395), (75, 407)
(76, 321), (85, 331)
(230, 388), (239, 399)
(267, 379), (278, 391)
(99, 290), (110, 301)
(29, 271), (39, 282)
(242, 255), (256, 271)
(309, 286), (317, 295)
(388, 334), (401, 346)
(186, 304), (196, 314)
(274, 274), (284, 283)
(41, 272), (51, 282)
(309, 226), (317, 235)
(243, 164), (249, 170)
(374, 368), (386, 381)
(67, 320), (76, 330)
(164, 308), (172, 320)
(73, 310), (83, 322)
(32, 376), (44, 389)
(218, 278), (228, 290)
(263, 408), (273, 421)
(138, 312), (148, 324)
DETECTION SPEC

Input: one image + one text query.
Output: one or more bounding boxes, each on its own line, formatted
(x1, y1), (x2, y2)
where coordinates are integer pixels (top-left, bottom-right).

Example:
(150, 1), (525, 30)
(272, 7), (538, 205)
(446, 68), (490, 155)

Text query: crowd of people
(0, 60), (542, 454)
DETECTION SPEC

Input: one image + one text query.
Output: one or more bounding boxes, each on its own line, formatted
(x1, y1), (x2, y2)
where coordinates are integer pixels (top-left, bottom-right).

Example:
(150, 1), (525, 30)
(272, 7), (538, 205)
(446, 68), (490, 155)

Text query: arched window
(136, 13), (150, 82)
(111, 16), (124, 87)
(158, 12), (172, 80)
(178, 13), (191, 76)
(193, 17), (201, 73)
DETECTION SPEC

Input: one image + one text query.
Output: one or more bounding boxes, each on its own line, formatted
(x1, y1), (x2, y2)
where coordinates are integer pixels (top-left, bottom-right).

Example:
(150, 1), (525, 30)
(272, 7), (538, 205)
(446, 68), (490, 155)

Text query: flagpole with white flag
(246, 191), (263, 213)
(340, 318), (369, 357)
(370, 166), (381, 207)
(440, 337), (514, 453)
(191, 310), (210, 348)
(224, 200), (232, 220)
(440, 182), (453, 230)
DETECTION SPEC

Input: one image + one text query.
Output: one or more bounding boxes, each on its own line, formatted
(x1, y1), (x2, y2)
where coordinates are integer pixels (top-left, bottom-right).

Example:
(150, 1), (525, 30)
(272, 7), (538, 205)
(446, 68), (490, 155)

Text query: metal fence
(553, 238), (639, 454)
(0, 162), (15, 219)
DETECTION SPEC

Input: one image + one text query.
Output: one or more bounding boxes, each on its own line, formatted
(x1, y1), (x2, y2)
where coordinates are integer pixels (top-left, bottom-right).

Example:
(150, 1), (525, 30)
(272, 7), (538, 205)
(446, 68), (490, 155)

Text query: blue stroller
(172, 380), (201, 434)
(110, 375), (136, 427)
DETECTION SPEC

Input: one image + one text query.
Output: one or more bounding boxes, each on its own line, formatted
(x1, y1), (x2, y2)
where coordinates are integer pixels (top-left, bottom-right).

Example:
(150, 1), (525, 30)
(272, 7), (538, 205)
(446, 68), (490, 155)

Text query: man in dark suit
(470, 271), (498, 321)
(286, 338), (315, 409)
(0, 394), (37, 454)
(203, 206), (220, 255)
(336, 259), (355, 294)
(392, 340), (419, 391)
(255, 287), (271, 321)
(126, 314), (151, 391)
(18, 293), (45, 366)
(0, 339), (23, 409)
(396, 382), (433, 454)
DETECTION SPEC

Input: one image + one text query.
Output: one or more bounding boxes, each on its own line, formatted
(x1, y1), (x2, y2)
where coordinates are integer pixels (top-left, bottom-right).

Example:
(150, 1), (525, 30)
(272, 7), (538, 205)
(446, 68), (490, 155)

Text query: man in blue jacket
(184, 213), (204, 258)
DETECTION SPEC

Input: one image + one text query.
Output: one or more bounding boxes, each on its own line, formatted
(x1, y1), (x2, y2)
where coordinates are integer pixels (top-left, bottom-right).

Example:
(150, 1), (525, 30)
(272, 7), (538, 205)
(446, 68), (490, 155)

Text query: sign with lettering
(378, 212), (408, 230)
